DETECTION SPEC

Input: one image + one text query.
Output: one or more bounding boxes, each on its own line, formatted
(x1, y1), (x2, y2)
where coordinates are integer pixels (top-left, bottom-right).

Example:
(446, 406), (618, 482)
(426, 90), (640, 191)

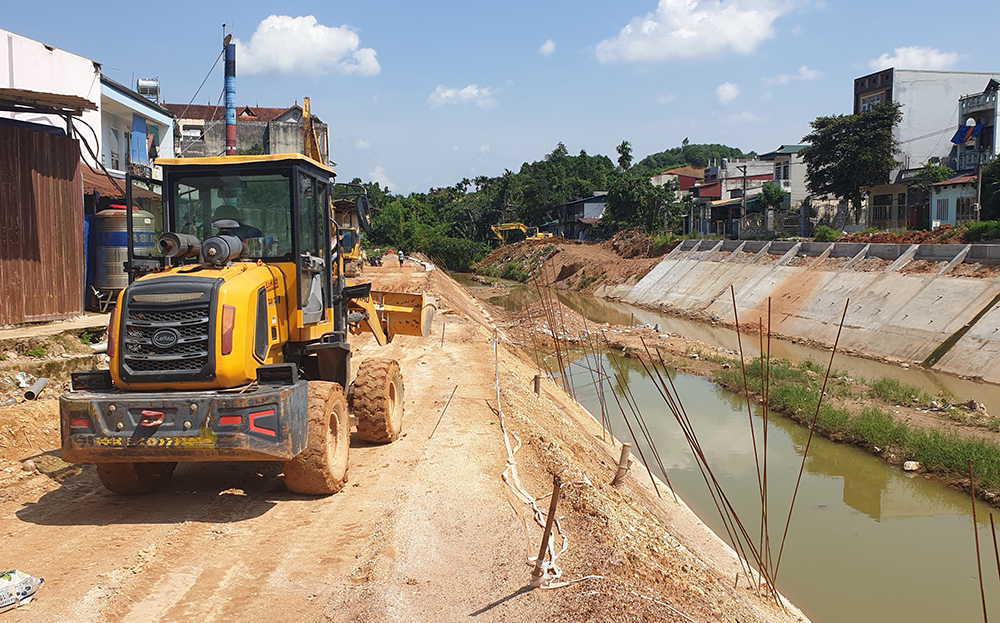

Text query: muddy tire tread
(283, 381), (350, 495)
(353, 359), (404, 443)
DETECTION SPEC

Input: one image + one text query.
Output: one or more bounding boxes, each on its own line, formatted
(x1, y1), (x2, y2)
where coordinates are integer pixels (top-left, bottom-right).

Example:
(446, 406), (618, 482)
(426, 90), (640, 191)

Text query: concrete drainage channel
(597, 240), (1000, 384)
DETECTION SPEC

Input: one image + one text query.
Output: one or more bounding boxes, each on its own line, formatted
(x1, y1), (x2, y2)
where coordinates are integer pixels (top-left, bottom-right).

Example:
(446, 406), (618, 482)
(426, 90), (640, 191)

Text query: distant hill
(633, 144), (756, 177)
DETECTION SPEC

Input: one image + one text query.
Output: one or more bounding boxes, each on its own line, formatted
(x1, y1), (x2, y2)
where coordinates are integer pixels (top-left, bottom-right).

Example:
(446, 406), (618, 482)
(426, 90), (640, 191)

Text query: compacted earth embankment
(0, 259), (806, 623)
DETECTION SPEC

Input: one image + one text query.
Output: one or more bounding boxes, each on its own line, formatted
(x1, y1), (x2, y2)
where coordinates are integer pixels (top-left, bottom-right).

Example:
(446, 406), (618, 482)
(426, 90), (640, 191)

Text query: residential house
(99, 75), (174, 179)
(688, 159), (773, 237)
(164, 102), (329, 163)
(956, 79), (999, 174)
(854, 68), (1000, 228)
(929, 175), (978, 227)
(759, 145), (808, 207)
(650, 164), (704, 194)
(555, 192), (607, 240)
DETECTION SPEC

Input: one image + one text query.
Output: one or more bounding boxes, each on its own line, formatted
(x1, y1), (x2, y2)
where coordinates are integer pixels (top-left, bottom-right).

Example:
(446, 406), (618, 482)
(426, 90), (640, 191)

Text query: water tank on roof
(136, 78), (160, 104)
(95, 206), (155, 295)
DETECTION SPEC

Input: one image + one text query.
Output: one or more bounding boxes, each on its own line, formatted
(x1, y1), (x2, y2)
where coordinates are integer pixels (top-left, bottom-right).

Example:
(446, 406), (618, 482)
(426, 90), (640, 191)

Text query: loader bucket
(349, 291), (436, 344)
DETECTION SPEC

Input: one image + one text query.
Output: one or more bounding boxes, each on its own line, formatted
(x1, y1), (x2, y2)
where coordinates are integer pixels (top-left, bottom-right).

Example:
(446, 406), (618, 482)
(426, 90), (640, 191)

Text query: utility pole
(976, 148), (983, 221)
(737, 164), (747, 238)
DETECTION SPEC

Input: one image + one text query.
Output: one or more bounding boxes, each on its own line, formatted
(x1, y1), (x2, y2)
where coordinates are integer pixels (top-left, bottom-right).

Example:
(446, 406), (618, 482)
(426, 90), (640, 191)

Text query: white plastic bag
(0, 570), (44, 613)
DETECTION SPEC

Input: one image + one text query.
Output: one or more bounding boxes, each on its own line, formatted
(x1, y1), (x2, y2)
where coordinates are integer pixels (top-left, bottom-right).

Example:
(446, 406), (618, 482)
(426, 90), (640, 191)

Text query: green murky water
(562, 352), (1000, 623)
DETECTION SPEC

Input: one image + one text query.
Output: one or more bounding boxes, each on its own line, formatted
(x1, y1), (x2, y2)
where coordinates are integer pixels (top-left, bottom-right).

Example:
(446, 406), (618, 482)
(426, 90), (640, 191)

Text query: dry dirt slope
(0, 259), (805, 623)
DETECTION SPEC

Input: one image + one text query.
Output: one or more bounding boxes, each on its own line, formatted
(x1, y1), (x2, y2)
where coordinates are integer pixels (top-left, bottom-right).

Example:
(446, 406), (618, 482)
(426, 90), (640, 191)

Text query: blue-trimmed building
(99, 75), (174, 178)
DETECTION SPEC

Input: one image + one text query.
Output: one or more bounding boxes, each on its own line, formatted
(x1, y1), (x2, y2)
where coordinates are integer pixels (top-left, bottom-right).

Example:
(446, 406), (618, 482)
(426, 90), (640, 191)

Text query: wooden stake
(612, 443), (632, 486)
(530, 477), (562, 587)
(533, 374), (541, 396)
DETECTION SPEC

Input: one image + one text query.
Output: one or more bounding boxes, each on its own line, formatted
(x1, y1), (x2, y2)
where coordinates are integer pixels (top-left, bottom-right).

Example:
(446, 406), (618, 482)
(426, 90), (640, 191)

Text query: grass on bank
(714, 357), (1000, 489)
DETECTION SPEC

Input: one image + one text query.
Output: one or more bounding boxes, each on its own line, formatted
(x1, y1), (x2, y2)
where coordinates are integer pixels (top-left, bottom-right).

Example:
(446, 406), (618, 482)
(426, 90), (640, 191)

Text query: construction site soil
(0, 259), (806, 623)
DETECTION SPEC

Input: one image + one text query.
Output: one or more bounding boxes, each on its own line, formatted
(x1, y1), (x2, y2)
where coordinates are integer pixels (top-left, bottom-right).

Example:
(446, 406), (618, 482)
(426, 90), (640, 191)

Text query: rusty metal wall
(0, 123), (83, 324)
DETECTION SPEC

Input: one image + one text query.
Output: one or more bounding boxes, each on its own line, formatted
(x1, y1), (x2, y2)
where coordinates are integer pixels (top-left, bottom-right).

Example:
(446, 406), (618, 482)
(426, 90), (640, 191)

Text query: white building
(854, 68), (1000, 229)
(759, 145), (808, 207)
(0, 27), (101, 162)
(100, 75), (174, 178)
(1, 28), (174, 176)
(929, 175), (978, 227)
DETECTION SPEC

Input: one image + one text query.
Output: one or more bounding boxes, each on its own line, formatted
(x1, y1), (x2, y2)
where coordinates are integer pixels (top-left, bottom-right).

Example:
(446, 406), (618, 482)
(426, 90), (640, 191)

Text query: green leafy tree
(616, 141), (633, 172)
(602, 174), (681, 233)
(800, 101), (903, 223)
(980, 157), (1000, 221)
(633, 143), (754, 177)
(759, 181), (787, 211)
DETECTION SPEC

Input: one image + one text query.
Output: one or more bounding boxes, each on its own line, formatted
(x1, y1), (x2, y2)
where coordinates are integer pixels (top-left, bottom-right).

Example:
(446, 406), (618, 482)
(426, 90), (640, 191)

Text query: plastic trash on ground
(0, 570), (44, 613)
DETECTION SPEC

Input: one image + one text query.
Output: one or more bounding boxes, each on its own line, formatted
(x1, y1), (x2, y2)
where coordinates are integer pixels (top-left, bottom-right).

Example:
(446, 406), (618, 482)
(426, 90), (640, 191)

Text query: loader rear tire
(353, 359), (404, 443)
(95, 461), (177, 495)
(283, 381), (350, 495)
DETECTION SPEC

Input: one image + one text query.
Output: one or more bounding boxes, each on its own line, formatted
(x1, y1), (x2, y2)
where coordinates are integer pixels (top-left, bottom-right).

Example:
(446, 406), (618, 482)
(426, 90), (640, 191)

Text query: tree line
(353, 141), (755, 270)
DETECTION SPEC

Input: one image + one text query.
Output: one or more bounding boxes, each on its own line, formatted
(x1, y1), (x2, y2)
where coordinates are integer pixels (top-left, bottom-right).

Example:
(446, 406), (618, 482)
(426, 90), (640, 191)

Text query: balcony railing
(960, 92), (998, 115)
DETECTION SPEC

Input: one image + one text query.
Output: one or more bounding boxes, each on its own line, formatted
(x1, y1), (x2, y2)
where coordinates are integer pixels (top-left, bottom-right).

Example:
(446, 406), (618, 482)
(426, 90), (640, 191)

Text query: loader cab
(158, 154), (339, 333)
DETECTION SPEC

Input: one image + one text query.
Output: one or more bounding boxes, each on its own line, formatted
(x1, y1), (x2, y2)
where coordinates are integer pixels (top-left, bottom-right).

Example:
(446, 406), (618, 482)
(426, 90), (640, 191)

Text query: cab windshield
(170, 171), (293, 260)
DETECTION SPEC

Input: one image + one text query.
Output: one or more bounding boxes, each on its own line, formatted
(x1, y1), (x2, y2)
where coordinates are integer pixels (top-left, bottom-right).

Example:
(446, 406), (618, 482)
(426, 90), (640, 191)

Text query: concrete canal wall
(597, 240), (1000, 384)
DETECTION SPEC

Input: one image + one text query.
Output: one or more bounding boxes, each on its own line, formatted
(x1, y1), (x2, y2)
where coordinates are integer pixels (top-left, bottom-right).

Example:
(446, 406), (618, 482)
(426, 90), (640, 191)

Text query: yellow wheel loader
(61, 154), (434, 495)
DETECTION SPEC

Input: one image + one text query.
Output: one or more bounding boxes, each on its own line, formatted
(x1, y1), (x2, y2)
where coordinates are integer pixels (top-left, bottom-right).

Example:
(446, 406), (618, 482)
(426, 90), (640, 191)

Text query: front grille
(122, 304), (211, 376)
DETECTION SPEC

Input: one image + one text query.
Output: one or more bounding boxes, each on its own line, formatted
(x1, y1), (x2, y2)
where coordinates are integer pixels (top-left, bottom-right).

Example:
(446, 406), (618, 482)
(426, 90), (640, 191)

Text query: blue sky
(6, 0), (1000, 193)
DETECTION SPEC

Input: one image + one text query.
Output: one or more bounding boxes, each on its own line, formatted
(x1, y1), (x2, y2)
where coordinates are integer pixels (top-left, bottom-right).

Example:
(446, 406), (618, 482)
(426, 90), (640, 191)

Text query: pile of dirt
(474, 237), (662, 295)
(840, 226), (958, 244)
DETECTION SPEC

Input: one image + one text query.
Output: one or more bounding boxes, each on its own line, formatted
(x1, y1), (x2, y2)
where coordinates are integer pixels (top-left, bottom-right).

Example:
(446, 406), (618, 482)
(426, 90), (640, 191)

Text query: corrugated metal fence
(0, 123), (83, 324)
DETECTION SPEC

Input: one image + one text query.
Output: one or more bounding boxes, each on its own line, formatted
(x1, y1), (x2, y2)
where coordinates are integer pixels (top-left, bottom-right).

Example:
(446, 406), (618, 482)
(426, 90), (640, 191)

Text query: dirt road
(0, 259), (805, 623)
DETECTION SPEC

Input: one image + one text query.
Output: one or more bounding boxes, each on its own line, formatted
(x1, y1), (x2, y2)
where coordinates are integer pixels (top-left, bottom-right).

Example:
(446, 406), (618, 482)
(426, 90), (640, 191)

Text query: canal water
(452, 273), (1000, 622)
(566, 351), (1000, 623)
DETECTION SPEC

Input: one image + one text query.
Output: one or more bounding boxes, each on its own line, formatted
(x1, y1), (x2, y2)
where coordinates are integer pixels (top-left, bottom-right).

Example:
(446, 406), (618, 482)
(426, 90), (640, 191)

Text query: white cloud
(428, 85), (498, 110)
(354, 139), (372, 151)
(657, 93), (678, 104)
(716, 82), (741, 104)
(539, 39), (556, 57)
(368, 166), (393, 191)
(764, 65), (821, 85)
(869, 46), (959, 71)
(480, 143), (491, 153)
(724, 111), (763, 123)
(596, 0), (789, 63)
(236, 15), (380, 76)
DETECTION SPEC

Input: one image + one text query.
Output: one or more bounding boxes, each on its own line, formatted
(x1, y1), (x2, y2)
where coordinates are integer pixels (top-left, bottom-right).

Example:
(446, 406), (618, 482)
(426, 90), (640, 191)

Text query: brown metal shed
(0, 121), (85, 324)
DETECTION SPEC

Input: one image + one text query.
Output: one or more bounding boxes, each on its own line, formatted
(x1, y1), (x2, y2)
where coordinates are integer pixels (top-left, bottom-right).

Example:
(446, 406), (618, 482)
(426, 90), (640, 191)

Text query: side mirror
(356, 195), (372, 233)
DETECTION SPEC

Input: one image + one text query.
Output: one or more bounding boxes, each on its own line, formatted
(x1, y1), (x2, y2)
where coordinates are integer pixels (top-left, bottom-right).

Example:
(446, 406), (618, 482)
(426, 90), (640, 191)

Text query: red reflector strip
(249, 409), (276, 436)
(70, 418), (89, 428)
(218, 415), (242, 426)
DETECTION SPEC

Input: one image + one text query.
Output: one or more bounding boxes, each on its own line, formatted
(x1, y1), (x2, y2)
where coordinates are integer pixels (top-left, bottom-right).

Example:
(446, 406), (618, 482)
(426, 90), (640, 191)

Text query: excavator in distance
(60, 152), (434, 495)
(491, 222), (553, 246)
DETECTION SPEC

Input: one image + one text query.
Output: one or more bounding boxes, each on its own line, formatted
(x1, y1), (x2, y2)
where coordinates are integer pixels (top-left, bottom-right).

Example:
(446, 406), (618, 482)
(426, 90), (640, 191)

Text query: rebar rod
(971, 461), (989, 623)
(992, 513), (1000, 593)
(772, 299), (849, 585)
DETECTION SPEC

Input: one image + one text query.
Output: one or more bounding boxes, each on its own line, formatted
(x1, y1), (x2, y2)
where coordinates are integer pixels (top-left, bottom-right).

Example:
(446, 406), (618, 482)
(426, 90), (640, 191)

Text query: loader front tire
(353, 359), (404, 443)
(283, 381), (350, 495)
(95, 461), (176, 495)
